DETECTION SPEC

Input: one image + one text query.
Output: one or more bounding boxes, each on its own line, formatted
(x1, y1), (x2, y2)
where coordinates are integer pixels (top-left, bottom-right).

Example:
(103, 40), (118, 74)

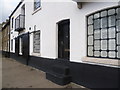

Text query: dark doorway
(15, 37), (19, 56)
(58, 19), (70, 60)
(22, 32), (29, 60)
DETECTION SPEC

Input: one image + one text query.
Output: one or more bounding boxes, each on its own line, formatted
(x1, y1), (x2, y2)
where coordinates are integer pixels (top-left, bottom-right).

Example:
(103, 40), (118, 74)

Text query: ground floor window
(87, 6), (120, 59)
(33, 31), (40, 53)
(11, 39), (13, 51)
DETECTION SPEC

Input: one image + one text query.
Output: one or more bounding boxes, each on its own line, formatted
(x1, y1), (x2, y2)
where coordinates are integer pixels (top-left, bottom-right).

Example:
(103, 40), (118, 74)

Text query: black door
(22, 32), (29, 60)
(58, 19), (70, 60)
(15, 37), (19, 56)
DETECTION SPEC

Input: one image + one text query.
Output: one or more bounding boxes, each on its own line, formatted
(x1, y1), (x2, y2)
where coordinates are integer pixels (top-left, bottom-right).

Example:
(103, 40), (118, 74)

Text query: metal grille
(87, 6), (120, 59)
(15, 14), (25, 30)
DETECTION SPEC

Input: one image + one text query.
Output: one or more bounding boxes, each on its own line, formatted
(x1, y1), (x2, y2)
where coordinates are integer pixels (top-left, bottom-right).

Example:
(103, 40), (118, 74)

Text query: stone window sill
(31, 52), (41, 57)
(82, 57), (120, 67)
(32, 7), (41, 15)
(19, 53), (22, 55)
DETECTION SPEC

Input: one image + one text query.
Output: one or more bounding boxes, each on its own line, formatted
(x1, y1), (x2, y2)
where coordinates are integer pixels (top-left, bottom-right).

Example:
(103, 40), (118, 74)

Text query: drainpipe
(8, 19), (10, 58)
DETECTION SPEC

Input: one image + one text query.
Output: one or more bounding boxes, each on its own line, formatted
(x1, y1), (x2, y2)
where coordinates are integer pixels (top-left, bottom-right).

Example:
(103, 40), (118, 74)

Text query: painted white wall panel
(10, 0), (118, 62)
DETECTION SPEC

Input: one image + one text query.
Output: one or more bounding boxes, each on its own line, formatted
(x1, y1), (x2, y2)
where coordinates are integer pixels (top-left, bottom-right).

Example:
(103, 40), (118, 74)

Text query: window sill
(82, 57), (120, 67)
(31, 52), (41, 57)
(32, 7), (41, 15)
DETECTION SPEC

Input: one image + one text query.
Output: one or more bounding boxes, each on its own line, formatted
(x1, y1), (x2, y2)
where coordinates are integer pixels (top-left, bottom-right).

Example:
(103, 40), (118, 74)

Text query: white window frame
(33, 30), (40, 54)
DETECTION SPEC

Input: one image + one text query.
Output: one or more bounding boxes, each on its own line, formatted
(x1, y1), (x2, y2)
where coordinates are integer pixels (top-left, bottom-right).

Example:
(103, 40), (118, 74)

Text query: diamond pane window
(87, 6), (120, 59)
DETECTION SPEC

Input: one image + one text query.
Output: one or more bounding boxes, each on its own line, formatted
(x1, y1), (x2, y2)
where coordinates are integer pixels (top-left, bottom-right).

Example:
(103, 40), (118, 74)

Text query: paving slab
(2, 56), (88, 89)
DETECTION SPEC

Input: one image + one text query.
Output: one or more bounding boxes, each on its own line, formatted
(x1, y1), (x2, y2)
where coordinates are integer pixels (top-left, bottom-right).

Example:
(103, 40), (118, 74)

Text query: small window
(11, 39), (13, 51)
(33, 31), (40, 53)
(34, 0), (41, 10)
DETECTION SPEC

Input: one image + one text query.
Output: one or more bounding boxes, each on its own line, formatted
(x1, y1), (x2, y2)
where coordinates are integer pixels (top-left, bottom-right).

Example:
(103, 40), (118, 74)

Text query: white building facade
(9, 0), (120, 88)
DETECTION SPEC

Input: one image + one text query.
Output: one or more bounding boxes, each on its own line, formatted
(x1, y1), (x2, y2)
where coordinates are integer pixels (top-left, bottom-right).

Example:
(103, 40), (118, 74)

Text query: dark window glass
(34, 0), (41, 10)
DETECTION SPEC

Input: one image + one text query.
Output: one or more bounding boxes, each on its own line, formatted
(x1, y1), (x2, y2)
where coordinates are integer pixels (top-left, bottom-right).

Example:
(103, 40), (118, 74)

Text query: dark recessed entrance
(58, 19), (70, 60)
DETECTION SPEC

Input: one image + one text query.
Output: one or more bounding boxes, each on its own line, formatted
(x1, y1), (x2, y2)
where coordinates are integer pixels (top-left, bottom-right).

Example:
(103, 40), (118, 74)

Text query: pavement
(2, 55), (88, 89)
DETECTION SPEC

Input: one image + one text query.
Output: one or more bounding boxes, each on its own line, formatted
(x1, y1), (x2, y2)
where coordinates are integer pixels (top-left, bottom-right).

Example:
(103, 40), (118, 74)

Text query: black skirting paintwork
(5, 52), (119, 89)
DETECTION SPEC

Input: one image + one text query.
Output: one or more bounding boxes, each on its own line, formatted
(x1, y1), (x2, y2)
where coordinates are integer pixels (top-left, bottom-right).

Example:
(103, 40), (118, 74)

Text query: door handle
(64, 49), (69, 52)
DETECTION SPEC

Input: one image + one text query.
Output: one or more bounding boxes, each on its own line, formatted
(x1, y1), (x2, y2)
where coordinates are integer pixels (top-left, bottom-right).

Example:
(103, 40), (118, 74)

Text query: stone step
(52, 65), (70, 75)
(46, 71), (71, 85)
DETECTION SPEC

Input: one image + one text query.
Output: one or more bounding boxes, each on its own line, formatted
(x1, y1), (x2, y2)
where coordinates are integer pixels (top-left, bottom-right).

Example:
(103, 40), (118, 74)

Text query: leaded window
(34, 0), (41, 10)
(33, 31), (40, 53)
(87, 6), (120, 59)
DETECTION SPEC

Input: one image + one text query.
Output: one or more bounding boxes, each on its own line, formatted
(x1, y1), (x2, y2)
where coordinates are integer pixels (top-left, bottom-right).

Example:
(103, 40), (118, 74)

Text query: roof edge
(9, 1), (23, 18)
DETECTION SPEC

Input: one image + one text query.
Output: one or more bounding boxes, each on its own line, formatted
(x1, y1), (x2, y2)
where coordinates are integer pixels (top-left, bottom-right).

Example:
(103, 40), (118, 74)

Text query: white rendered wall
(10, 0), (119, 63)
(10, 2), (25, 53)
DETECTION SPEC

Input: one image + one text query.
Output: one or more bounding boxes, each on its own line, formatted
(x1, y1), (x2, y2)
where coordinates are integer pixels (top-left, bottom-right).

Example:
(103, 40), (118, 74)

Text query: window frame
(34, 0), (41, 11)
(33, 30), (40, 53)
(87, 6), (120, 60)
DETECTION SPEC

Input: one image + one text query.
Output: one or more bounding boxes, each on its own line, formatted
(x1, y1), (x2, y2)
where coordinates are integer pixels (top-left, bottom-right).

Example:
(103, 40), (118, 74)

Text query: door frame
(56, 19), (70, 60)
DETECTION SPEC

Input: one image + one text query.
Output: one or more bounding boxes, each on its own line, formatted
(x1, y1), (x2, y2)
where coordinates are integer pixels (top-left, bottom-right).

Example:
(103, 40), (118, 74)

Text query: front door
(58, 19), (70, 60)
(22, 32), (29, 60)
